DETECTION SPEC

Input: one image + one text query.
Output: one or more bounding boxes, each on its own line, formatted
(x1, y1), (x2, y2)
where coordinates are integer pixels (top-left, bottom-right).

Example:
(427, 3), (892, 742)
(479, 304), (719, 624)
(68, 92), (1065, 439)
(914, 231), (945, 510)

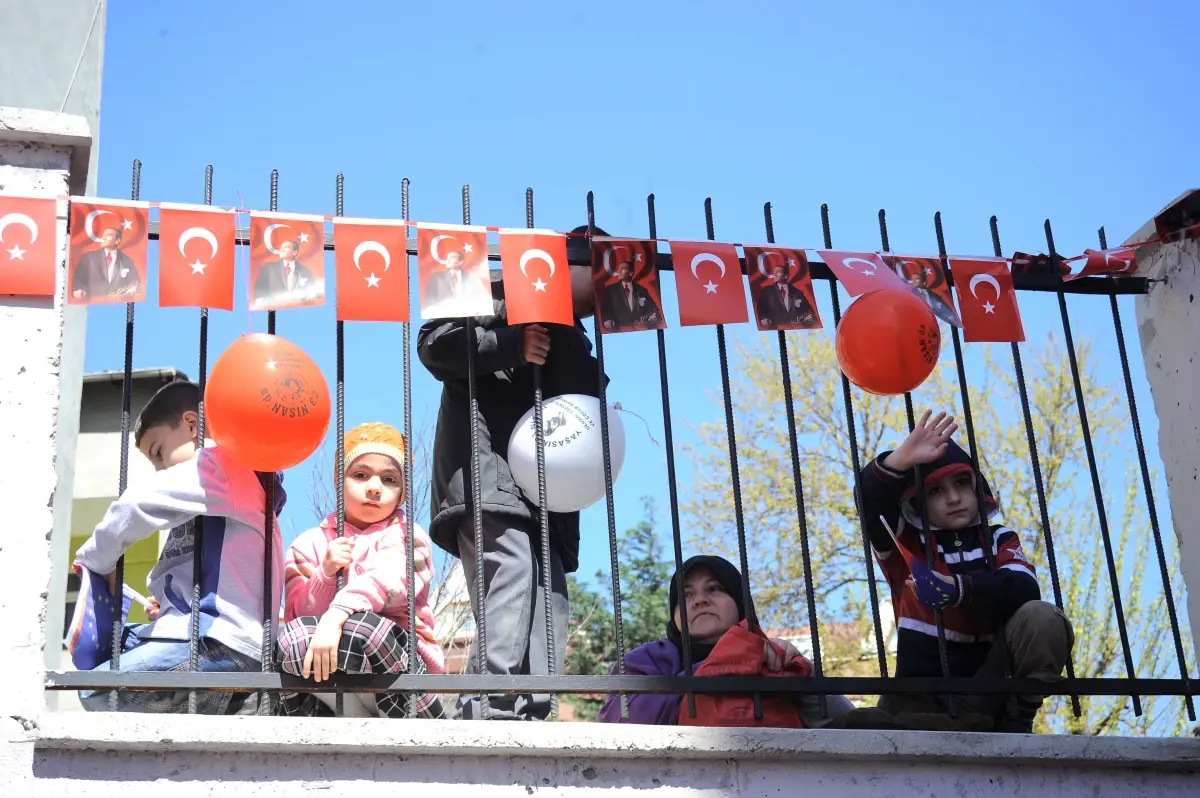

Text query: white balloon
(507, 394), (626, 513)
(0, 213), (38, 245)
(264, 223), (291, 255)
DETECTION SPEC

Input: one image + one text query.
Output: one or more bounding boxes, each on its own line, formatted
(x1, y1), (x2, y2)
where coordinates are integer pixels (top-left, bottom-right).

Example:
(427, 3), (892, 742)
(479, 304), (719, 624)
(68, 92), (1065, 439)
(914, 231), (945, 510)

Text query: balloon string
(613, 402), (659, 448)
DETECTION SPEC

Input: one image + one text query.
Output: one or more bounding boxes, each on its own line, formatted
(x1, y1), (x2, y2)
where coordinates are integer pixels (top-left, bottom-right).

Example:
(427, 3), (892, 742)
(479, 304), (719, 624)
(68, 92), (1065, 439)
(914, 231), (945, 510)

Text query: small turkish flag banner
(1064, 248), (1138, 282)
(743, 246), (822, 331)
(882, 255), (962, 328)
(668, 240), (749, 327)
(949, 258), (1026, 343)
(816, 251), (909, 297)
(158, 203), (236, 310)
(333, 218), (409, 322)
(590, 237), (665, 334)
(248, 211), (327, 311)
(68, 197), (149, 305)
(0, 194), (58, 296)
(417, 223), (494, 320)
(499, 229), (573, 326)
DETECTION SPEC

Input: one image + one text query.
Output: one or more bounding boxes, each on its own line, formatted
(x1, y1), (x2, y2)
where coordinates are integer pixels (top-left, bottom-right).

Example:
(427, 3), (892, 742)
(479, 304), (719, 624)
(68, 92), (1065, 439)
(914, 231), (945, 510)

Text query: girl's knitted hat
(343, 422), (406, 471)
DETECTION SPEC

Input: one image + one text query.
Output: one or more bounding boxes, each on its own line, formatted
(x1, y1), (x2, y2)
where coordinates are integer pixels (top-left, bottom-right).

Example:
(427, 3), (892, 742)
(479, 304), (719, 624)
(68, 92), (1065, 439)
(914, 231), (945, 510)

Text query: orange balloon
(836, 290), (941, 395)
(204, 333), (331, 472)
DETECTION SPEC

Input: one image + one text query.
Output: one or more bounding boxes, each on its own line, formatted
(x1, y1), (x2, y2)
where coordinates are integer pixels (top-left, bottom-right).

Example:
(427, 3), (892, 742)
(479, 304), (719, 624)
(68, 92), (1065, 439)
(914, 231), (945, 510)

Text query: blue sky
(88, 1), (1198, 600)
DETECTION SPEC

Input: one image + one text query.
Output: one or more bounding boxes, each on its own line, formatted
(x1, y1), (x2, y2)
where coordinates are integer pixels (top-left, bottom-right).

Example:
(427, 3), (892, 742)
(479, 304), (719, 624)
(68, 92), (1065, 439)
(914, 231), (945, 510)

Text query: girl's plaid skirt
(276, 611), (445, 719)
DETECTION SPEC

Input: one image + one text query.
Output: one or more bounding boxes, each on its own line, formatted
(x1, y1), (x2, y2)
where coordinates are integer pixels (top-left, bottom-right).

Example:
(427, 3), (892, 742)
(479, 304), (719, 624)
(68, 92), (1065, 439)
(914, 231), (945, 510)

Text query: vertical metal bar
(187, 164), (214, 714)
(878, 209), (954, 716)
(108, 158), (141, 711)
(258, 168), (279, 715)
(989, 216), (1080, 717)
(462, 184), (489, 718)
(1045, 219), (1141, 717)
(333, 172), (346, 717)
(525, 187), (557, 718)
(648, 194), (694, 718)
(401, 178), (418, 718)
(703, 197), (762, 720)
(587, 191), (629, 718)
(820, 203), (890, 678)
(1098, 227), (1195, 721)
(762, 201), (824, 717)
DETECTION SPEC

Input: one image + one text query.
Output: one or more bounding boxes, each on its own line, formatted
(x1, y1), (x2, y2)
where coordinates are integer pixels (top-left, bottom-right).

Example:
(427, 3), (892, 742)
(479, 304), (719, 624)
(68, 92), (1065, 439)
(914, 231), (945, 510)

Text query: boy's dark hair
(566, 224), (610, 265)
(134, 379), (201, 447)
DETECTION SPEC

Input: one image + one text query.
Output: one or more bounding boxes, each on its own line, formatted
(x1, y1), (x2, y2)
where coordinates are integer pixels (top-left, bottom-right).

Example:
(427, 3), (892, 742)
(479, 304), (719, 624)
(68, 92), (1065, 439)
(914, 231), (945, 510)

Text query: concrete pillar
(1130, 192), (1200, 665)
(0, 106), (91, 737)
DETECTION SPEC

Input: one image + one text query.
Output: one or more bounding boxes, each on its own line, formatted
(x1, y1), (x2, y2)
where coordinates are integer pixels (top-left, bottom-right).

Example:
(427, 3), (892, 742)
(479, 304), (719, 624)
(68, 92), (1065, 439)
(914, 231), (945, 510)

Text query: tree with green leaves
(683, 328), (1194, 735)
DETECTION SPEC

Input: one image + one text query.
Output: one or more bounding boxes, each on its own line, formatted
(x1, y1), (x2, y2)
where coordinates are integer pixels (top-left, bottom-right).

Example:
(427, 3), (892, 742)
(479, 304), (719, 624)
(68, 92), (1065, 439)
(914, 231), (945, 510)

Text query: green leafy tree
(683, 330), (1194, 735)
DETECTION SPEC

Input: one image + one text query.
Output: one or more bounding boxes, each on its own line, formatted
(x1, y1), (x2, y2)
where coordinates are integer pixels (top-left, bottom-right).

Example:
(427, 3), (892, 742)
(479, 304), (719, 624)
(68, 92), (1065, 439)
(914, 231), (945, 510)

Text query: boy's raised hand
(523, 324), (550, 365)
(884, 410), (958, 472)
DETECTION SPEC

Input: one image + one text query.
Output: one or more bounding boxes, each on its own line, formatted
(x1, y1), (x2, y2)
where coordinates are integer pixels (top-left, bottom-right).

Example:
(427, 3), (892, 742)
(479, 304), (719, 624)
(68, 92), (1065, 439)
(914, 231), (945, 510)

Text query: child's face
(137, 412), (199, 471)
(570, 264), (595, 319)
(675, 566), (740, 642)
(344, 453), (403, 528)
(925, 470), (979, 530)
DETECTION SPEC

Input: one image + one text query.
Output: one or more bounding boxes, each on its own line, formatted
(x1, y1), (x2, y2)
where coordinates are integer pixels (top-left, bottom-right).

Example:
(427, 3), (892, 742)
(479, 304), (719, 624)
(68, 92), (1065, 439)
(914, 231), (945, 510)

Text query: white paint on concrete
(1129, 194), (1200, 664)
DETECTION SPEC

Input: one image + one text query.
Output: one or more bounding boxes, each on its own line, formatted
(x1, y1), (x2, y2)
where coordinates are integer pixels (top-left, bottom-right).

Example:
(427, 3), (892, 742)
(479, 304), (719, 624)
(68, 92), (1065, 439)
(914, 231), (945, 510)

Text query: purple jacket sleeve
(599, 639), (688, 725)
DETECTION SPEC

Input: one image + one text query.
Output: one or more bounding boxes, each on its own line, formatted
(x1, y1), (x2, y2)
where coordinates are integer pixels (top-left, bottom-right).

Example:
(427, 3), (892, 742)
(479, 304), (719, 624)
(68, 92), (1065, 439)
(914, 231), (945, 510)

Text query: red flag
(499, 229), (573, 325)
(158, 204), (236, 310)
(743, 246), (822, 331)
(668, 240), (748, 327)
(416, 224), (493, 319)
(816, 251), (909, 297)
(0, 194), (58, 296)
(248, 212), (327, 311)
(333, 219), (409, 322)
(68, 198), (149, 305)
(590, 237), (665, 334)
(882, 255), (962, 328)
(949, 258), (1026, 343)
(1064, 248), (1138, 282)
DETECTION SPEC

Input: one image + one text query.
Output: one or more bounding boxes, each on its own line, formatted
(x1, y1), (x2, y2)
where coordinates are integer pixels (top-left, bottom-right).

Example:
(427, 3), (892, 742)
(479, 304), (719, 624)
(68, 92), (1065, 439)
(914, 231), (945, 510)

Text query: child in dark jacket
(599, 555), (854, 726)
(860, 410), (1075, 733)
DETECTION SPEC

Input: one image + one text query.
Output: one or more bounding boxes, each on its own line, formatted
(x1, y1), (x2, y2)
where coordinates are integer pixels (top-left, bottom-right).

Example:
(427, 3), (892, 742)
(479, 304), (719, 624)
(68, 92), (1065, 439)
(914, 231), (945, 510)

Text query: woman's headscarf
(666, 555), (759, 663)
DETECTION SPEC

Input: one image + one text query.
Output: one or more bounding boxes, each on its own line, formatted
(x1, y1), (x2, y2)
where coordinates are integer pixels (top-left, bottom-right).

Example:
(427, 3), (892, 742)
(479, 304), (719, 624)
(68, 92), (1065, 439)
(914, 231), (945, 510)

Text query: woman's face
(674, 566), (741, 642)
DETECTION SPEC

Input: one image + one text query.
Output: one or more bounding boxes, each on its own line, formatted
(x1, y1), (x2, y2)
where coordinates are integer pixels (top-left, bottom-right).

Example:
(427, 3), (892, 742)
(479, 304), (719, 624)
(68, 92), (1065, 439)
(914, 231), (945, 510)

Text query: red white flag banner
(743, 246), (821, 331)
(1063, 248), (1138, 282)
(158, 203), (236, 310)
(0, 194), (59, 297)
(816, 250), (909, 297)
(248, 211), (326, 311)
(68, 197), (149, 305)
(668, 240), (749, 327)
(882, 255), (962, 328)
(333, 218), (409, 322)
(416, 223), (493, 320)
(590, 237), (665, 333)
(948, 258), (1026, 343)
(499, 229), (573, 326)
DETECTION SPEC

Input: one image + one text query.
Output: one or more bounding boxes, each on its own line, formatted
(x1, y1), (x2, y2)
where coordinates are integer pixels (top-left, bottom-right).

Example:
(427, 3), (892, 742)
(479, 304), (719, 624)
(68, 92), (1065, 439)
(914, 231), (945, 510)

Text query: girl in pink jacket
(277, 422), (446, 718)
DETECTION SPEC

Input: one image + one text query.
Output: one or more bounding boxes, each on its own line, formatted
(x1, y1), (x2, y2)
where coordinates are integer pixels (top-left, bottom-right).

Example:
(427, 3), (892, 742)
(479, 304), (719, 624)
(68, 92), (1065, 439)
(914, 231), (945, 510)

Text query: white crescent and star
(263, 223), (291, 255)
(756, 250), (780, 279)
(519, 248), (556, 292)
(178, 226), (219, 275)
(0, 212), (38, 261)
(84, 209), (114, 243)
(602, 245), (629, 276)
(1106, 249), (1136, 273)
(353, 239), (390, 288)
(842, 256), (877, 276)
(690, 253), (726, 294)
(969, 272), (1002, 314)
(430, 234), (456, 265)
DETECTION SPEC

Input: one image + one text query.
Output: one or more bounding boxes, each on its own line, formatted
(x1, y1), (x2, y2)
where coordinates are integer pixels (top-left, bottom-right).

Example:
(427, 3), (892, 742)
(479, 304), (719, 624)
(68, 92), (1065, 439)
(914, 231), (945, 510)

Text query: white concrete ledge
(0, 106), (92, 194)
(26, 715), (1200, 771)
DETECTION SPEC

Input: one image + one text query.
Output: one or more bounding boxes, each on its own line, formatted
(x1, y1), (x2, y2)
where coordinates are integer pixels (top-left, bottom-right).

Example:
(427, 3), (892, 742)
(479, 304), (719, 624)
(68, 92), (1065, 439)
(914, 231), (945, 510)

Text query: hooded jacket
(860, 440), (1040, 678)
(417, 264), (607, 575)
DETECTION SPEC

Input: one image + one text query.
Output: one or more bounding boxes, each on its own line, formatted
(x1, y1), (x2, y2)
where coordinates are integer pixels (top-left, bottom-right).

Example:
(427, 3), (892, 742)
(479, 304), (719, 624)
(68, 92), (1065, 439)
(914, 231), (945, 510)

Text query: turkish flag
(743, 246), (822, 331)
(333, 219), (409, 322)
(68, 198), (149, 305)
(158, 204), (236, 310)
(416, 224), (493, 320)
(949, 258), (1026, 343)
(882, 255), (962, 328)
(248, 212), (327, 311)
(1064, 248), (1138, 282)
(0, 194), (58, 296)
(668, 240), (749, 327)
(816, 251), (909, 297)
(499, 229), (573, 326)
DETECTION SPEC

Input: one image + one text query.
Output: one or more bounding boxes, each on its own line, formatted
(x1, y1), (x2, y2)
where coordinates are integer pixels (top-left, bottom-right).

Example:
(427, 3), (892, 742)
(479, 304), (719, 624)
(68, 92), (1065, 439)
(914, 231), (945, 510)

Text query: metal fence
(44, 162), (1196, 727)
